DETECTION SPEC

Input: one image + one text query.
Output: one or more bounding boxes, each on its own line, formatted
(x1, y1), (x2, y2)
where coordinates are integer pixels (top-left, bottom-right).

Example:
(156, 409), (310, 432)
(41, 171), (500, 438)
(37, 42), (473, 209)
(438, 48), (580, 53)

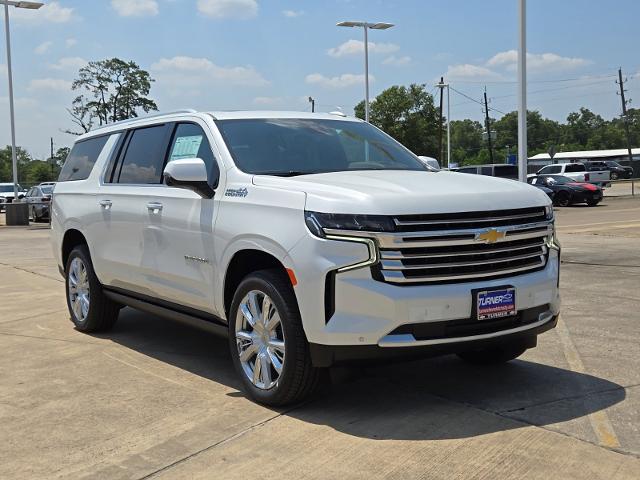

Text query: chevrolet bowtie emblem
(475, 229), (506, 244)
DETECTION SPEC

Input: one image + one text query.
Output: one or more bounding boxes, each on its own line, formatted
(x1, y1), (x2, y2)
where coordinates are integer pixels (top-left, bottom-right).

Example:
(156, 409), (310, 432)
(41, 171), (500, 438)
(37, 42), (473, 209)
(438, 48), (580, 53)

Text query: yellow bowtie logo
(476, 229), (506, 244)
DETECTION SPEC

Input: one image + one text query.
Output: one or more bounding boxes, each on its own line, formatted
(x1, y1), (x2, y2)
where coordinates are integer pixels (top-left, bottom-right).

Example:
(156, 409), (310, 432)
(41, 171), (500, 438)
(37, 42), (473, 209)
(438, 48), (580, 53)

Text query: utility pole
(617, 68), (634, 164)
(308, 96), (315, 113)
(50, 137), (55, 177)
(483, 87), (495, 163)
(437, 76), (444, 163)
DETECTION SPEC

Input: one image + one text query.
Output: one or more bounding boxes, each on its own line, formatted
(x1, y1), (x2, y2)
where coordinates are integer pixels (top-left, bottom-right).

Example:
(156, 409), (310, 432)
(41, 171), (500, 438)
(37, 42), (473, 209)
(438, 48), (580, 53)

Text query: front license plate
(476, 287), (516, 320)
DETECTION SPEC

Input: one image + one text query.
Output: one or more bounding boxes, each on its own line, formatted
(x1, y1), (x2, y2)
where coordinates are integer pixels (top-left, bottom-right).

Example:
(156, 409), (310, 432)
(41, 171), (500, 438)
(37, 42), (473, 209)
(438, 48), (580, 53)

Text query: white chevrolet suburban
(51, 110), (561, 406)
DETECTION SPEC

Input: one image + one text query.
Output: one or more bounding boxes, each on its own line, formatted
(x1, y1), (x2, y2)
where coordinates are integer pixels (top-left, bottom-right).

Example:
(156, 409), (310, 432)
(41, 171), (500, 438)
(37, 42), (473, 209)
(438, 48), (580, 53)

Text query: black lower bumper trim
(309, 313), (557, 367)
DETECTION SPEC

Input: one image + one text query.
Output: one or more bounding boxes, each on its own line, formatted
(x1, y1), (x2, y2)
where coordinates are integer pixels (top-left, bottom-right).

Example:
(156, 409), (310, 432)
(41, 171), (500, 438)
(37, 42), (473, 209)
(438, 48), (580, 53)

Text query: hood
(253, 170), (551, 215)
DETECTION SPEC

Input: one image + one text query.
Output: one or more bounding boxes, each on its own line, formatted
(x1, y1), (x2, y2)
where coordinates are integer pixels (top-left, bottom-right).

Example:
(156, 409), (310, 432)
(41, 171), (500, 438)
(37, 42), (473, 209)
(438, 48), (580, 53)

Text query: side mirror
(163, 158), (215, 198)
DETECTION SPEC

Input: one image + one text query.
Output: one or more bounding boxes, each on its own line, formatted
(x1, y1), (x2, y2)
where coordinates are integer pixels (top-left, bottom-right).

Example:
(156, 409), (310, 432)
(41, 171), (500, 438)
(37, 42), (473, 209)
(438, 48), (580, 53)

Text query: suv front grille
(374, 207), (552, 285)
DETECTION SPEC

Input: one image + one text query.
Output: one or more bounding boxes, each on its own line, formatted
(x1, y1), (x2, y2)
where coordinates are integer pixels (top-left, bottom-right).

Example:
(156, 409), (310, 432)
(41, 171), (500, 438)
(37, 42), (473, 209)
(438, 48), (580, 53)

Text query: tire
(457, 345), (527, 365)
(554, 191), (571, 207)
(610, 172), (619, 180)
(65, 244), (119, 332)
(228, 269), (321, 406)
(587, 199), (601, 207)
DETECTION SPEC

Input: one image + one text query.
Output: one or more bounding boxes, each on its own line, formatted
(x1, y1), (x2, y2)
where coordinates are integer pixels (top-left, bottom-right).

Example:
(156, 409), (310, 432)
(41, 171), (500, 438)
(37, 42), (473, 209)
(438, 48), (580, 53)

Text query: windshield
(606, 161), (622, 168)
(0, 184), (21, 193)
(216, 118), (428, 175)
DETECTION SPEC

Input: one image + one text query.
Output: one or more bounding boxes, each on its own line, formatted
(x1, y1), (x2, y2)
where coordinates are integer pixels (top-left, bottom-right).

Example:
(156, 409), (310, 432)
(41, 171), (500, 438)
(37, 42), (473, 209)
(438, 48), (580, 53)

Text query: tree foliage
(356, 85), (639, 165)
(354, 84), (443, 158)
(67, 58), (158, 134)
(0, 145), (64, 185)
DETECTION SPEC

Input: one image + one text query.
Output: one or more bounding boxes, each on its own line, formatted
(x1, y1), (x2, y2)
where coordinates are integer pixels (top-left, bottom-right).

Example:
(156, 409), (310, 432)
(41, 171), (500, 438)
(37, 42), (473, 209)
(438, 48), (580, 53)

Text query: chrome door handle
(146, 202), (163, 213)
(99, 200), (112, 209)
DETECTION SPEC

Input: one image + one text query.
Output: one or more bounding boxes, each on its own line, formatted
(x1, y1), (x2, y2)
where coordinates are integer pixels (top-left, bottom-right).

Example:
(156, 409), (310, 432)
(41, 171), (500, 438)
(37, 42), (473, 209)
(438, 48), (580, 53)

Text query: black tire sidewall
(228, 271), (306, 405)
(555, 192), (570, 207)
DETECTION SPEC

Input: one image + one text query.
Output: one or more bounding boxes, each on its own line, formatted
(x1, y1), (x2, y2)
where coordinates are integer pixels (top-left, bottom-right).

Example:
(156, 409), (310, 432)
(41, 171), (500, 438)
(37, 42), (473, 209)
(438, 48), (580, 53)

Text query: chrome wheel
(235, 290), (285, 390)
(68, 257), (90, 322)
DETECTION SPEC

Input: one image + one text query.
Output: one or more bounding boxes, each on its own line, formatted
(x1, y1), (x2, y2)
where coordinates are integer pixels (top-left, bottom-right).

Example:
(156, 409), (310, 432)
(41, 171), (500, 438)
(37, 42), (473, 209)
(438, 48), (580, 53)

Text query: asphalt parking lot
(1, 197), (639, 479)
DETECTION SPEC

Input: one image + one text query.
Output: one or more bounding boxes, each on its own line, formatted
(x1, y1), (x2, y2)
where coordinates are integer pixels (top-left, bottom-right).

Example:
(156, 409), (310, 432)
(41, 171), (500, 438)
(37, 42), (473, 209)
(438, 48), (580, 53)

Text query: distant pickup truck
(533, 162), (610, 185)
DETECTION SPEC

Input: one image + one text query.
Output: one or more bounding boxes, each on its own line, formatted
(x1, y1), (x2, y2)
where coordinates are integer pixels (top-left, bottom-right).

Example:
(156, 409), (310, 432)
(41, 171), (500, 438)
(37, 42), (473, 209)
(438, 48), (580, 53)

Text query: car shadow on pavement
(100, 307), (625, 441)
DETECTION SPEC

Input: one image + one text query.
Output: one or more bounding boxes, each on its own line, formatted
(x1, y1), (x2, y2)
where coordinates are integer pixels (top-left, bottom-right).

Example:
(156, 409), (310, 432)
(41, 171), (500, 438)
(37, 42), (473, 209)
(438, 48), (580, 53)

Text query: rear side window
(565, 163), (585, 173)
(458, 167), (478, 174)
(117, 125), (170, 184)
(58, 136), (109, 182)
(480, 166), (493, 176)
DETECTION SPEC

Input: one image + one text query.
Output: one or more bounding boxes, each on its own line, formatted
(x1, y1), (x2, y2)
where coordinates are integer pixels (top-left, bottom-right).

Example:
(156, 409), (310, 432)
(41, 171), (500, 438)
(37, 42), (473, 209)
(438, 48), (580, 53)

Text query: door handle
(146, 202), (163, 213)
(99, 200), (112, 209)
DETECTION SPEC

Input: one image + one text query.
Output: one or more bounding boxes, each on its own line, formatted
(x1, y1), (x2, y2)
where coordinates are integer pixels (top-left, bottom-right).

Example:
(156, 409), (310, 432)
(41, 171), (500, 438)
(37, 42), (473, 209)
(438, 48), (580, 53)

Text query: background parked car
(452, 163), (518, 180)
(23, 183), (54, 221)
(528, 174), (603, 207)
(584, 160), (634, 180)
(0, 182), (26, 206)
(534, 162), (609, 185)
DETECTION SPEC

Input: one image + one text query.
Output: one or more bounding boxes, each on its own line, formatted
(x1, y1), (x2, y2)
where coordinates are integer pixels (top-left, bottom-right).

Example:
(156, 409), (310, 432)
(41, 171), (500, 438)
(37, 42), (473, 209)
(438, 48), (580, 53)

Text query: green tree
(0, 146), (32, 183)
(354, 84), (442, 158)
(449, 119), (483, 165)
(68, 58), (158, 134)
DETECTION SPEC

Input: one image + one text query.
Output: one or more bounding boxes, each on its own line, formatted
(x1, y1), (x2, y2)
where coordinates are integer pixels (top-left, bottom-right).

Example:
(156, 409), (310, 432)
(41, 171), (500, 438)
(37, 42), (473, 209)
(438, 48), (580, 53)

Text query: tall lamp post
(336, 21), (394, 123)
(2, 1), (43, 202)
(517, 0), (527, 182)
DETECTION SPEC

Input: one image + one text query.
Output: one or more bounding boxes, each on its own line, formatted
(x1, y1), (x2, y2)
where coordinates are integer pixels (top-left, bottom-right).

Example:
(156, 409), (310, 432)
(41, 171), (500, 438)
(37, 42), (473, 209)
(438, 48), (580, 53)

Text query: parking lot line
(555, 316), (621, 449)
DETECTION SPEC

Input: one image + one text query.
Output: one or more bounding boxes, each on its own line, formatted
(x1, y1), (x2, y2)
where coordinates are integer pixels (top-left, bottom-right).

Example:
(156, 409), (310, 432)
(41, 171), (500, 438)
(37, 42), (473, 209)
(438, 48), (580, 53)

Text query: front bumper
(286, 232), (561, 364)
(310, 311), (557, 367)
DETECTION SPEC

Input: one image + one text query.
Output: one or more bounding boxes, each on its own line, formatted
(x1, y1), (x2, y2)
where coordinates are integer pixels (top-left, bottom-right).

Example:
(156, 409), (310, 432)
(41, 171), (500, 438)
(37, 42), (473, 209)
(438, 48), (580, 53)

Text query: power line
(449, 86), (508, 115)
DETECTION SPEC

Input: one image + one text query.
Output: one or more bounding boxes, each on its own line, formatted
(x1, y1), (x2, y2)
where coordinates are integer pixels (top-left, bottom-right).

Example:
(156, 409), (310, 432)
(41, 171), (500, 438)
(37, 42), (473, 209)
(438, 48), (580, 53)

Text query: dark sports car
(528, 175), (603, 207)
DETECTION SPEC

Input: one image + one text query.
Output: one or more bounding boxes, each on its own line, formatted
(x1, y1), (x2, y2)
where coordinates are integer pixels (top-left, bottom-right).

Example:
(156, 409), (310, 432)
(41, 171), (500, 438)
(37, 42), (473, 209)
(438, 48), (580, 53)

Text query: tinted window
(565, 163), (585, 173)
(480, 166), (493, 176)
(58, 135), (110, 182)
(167, 123), (218, 184)
(494, 165), (517, 178)
(457, 167), (478, 174)
(118, 125), (169, 184)
(216, 118), (426, 175)
(540, 165), (562, 174)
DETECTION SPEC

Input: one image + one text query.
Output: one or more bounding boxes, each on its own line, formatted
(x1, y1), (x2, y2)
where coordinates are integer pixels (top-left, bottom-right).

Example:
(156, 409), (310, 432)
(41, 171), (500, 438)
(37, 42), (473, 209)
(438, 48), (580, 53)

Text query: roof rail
(92, 109), (198, 131)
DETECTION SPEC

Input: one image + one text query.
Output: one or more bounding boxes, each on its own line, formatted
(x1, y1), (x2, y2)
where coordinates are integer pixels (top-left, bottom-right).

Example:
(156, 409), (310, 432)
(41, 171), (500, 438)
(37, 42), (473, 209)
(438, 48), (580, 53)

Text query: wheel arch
(223, 249), (292, 319)
(61, 229), (89, 270)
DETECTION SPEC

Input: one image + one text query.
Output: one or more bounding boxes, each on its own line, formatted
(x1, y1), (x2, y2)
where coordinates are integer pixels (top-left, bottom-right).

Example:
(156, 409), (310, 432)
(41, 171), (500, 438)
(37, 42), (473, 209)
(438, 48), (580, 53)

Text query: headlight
(544, 205), (554, 221)
(305, 211), (394, 238)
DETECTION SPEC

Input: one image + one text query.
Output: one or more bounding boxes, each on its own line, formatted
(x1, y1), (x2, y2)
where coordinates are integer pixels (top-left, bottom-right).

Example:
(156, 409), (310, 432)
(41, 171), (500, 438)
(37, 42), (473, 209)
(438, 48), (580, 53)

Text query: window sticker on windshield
(170, 135), (203, 160)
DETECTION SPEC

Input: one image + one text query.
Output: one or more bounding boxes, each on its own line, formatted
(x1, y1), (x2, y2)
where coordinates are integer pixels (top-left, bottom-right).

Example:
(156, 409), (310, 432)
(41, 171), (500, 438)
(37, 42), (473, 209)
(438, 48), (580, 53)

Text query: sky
(1, 0), (639, 158)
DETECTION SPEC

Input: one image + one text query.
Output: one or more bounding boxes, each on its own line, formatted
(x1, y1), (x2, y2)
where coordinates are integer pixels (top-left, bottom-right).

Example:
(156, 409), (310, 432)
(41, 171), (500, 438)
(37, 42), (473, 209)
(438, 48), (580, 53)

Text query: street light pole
(363, 25), (369, 122)
(517, 0), (527, 182)
(1, 1), (43, 200)
(336, 21), (394, 123)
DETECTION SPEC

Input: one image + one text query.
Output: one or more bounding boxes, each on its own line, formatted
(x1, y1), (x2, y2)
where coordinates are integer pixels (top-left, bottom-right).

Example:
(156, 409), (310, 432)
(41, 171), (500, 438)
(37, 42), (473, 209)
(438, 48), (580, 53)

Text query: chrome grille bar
(380, 250), (546, 270)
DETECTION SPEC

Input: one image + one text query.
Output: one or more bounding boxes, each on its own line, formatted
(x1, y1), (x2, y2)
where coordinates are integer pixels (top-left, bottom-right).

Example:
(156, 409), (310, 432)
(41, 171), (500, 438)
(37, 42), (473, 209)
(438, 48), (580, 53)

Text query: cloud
(197, 0), (257, 19)
(253, 96), (282, 105)
(487, 49), (592, 72)
(282, 10), (303, 18)
(445, 64), (503, 81)
(305, 73), (371, 89)
(48, 57), (87, 71)
(383, 55), (411, 66)
(11, 2), (75, 24)
(65, 38), (77, 48)
(34, 41), (53, 55)
(111, 0), (159, 17)
(28, 78), (72, 92)
(151, 56), (269, 87)
(327, 39), (400, 58)
(0, 96), (38, 108)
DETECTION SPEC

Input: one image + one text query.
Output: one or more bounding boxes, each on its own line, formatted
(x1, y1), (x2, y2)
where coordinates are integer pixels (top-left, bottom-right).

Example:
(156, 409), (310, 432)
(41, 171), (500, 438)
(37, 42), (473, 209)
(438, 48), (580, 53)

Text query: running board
(103, 289), (228, 338)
